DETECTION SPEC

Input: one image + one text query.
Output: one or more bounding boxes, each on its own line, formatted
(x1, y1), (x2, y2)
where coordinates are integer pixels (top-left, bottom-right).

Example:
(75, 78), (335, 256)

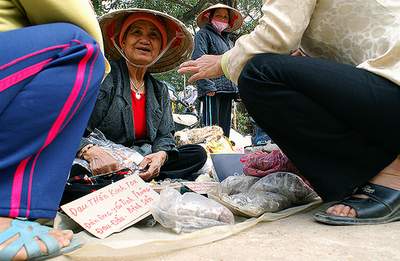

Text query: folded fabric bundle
(240, 150), (299, 177)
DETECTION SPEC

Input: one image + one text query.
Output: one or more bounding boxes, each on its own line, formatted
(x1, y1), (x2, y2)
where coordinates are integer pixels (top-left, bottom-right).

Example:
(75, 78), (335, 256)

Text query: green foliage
(153, 70), (186, 93)
(235, 102), (252, 135)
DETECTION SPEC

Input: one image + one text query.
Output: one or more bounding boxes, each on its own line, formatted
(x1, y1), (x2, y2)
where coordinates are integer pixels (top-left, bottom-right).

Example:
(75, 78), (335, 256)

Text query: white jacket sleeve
(222, 0), (317, 84)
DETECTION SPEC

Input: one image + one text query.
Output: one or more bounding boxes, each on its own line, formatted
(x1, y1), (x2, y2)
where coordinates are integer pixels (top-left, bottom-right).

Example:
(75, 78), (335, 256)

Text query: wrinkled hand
(138, 151), (168, 181)
(178, 55), (224, 83)
(82, 145), (120, 176)
(207, 91), (216, 97)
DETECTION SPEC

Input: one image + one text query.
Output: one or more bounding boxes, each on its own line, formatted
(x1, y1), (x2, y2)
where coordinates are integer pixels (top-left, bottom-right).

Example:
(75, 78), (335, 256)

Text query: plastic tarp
(53, 199), (321, 260)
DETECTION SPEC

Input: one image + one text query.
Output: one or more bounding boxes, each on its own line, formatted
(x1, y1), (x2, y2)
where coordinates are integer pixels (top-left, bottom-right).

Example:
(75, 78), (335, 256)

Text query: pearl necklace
(129, 78), (144, 100)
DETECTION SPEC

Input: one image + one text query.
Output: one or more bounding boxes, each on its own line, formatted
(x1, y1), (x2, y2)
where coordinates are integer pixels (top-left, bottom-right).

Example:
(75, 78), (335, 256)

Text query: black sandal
(314, 183), (400, 225)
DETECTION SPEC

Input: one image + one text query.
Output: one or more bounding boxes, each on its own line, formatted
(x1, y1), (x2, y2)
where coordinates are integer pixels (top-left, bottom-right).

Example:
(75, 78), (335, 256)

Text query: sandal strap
(356, 183), (400, 207)
(3, 236), (44, 260)
(0, 224), (20, 245)
(36, 233), (60, 255)
(341, 183), (400, 218)
(2, 237), (25, 261)
(0, 220), (61, 261)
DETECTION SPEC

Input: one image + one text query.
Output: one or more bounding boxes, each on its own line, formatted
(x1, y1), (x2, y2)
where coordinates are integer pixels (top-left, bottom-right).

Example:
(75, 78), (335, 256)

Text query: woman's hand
(138, 151), (168, 181)
(207, 91), (216, 96)
(82, 145), (120, 176)
(178, 55), (224, 83)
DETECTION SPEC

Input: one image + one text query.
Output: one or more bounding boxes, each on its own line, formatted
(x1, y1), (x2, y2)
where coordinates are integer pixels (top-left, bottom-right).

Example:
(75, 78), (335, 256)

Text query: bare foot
(326, 156), (400, 218)
(0, 217), (73, 261)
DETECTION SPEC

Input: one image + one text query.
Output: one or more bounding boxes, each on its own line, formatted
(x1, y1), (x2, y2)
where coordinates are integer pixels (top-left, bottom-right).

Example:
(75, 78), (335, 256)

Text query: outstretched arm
(178, 54), (224, 84)
(179, 0), (317, 84)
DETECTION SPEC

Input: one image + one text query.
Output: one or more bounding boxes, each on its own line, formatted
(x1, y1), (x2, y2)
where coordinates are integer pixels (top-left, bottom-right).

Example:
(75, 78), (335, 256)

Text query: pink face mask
(211, 19), (229, 33)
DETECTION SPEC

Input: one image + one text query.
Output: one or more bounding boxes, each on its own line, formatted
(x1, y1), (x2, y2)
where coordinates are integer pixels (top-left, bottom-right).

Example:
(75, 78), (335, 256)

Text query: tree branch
(166, 0), (192, 9)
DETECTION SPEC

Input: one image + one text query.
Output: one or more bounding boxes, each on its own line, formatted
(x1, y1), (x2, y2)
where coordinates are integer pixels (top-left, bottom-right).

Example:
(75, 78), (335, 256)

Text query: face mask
(211, 19), (229, 33)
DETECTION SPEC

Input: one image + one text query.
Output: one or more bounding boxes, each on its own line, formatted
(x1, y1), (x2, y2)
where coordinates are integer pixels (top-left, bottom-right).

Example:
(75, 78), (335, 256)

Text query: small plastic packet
(85, 129), (144, 171)
(150, 188), (234, 233)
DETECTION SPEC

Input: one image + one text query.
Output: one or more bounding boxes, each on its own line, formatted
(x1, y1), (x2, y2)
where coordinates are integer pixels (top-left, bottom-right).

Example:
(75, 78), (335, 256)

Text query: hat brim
(99, 8), (193, 73)
(196, 4), (243, 32)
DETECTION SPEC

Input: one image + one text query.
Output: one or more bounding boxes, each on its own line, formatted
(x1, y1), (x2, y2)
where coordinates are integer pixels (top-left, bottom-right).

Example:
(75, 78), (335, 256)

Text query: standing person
(192, 4), (243, 137)
(76, 9), (207, 181)
(179, 0), (400, 225)
(0, 0), (107, 259)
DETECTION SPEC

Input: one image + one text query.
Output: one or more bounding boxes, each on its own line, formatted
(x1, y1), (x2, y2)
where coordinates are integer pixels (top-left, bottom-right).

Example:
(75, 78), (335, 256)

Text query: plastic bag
(240, 150), (299, 177)
(63, 129), (143, 204)
(85, 129), (144, 171)
(249, 172), (315, 203)
(219, 175), (259, 195)
(150, 188), (234, 233)
(211, 172), (318, 217)
(222, 191), (289, 216)
(174, 126), (224, 146)
(193, 155), (216, 180)
(206, 136), (235, 153)
(244, 141), (280, 154)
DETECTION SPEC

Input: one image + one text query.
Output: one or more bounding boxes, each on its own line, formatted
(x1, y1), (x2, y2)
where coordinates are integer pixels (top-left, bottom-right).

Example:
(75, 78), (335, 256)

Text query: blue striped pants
(0, 23), (104, 219)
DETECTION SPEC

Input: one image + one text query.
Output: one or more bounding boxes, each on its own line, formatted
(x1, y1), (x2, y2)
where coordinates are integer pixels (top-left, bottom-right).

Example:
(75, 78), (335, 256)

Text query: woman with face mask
(192, 4), (243, 137)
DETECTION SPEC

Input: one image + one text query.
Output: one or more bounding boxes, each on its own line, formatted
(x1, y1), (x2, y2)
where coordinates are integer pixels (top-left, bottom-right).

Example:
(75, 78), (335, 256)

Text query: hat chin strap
(111, 34), (180, 69)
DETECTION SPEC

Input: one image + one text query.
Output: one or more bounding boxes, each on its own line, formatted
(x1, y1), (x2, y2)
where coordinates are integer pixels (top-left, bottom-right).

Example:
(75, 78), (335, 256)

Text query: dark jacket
(80, 59), (177, 158)
(192, 24), (237, 97)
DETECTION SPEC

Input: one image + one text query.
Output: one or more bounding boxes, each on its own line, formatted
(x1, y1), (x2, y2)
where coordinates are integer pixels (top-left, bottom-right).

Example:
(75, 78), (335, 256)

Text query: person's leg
(0, 23), (104, 258)
(238, 53), (400, 205)
(201, 95), (219, 128)
(217, 94), (233, 137)
(158, 144), (207, 181)
(325, 155), (400, 218)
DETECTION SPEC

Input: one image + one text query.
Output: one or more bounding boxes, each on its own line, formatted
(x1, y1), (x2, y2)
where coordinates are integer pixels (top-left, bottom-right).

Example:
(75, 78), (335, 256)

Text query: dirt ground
(138, 209), (400, 261)
(54, 205), (400, 261)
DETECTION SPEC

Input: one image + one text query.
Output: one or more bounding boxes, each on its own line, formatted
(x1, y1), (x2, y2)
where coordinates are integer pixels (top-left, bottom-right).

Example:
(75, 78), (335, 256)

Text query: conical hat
(196, 3), (243, 32)
(99, 8), (193, 73)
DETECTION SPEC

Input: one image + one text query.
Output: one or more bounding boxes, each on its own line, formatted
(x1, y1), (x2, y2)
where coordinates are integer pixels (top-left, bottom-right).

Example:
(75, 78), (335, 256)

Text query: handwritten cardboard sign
(61, 174), (159, 239)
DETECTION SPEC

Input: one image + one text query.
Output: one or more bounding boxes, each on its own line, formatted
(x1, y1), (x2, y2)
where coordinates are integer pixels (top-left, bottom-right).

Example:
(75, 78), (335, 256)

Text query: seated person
(0, 0), (106, 259)
(77, 8), (207, 181)
(179, 0), (400, 225)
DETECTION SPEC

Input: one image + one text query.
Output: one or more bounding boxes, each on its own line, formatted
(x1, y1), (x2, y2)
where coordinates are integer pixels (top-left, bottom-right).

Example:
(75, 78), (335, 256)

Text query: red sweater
(131, 92), (147, 139)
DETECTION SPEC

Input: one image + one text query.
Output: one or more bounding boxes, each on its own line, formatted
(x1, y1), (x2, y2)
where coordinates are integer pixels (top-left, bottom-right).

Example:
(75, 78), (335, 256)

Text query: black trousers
(238, 53), (400, 201)
(159, 144), (207, 181)
(200, 93), (235, 137)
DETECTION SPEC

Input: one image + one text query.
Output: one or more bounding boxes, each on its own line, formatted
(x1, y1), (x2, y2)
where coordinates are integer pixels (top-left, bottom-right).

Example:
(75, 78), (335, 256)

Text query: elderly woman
(179, 0), (400, 225)
(192, 4), (243, 137)
(77, 9), (207, 182)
